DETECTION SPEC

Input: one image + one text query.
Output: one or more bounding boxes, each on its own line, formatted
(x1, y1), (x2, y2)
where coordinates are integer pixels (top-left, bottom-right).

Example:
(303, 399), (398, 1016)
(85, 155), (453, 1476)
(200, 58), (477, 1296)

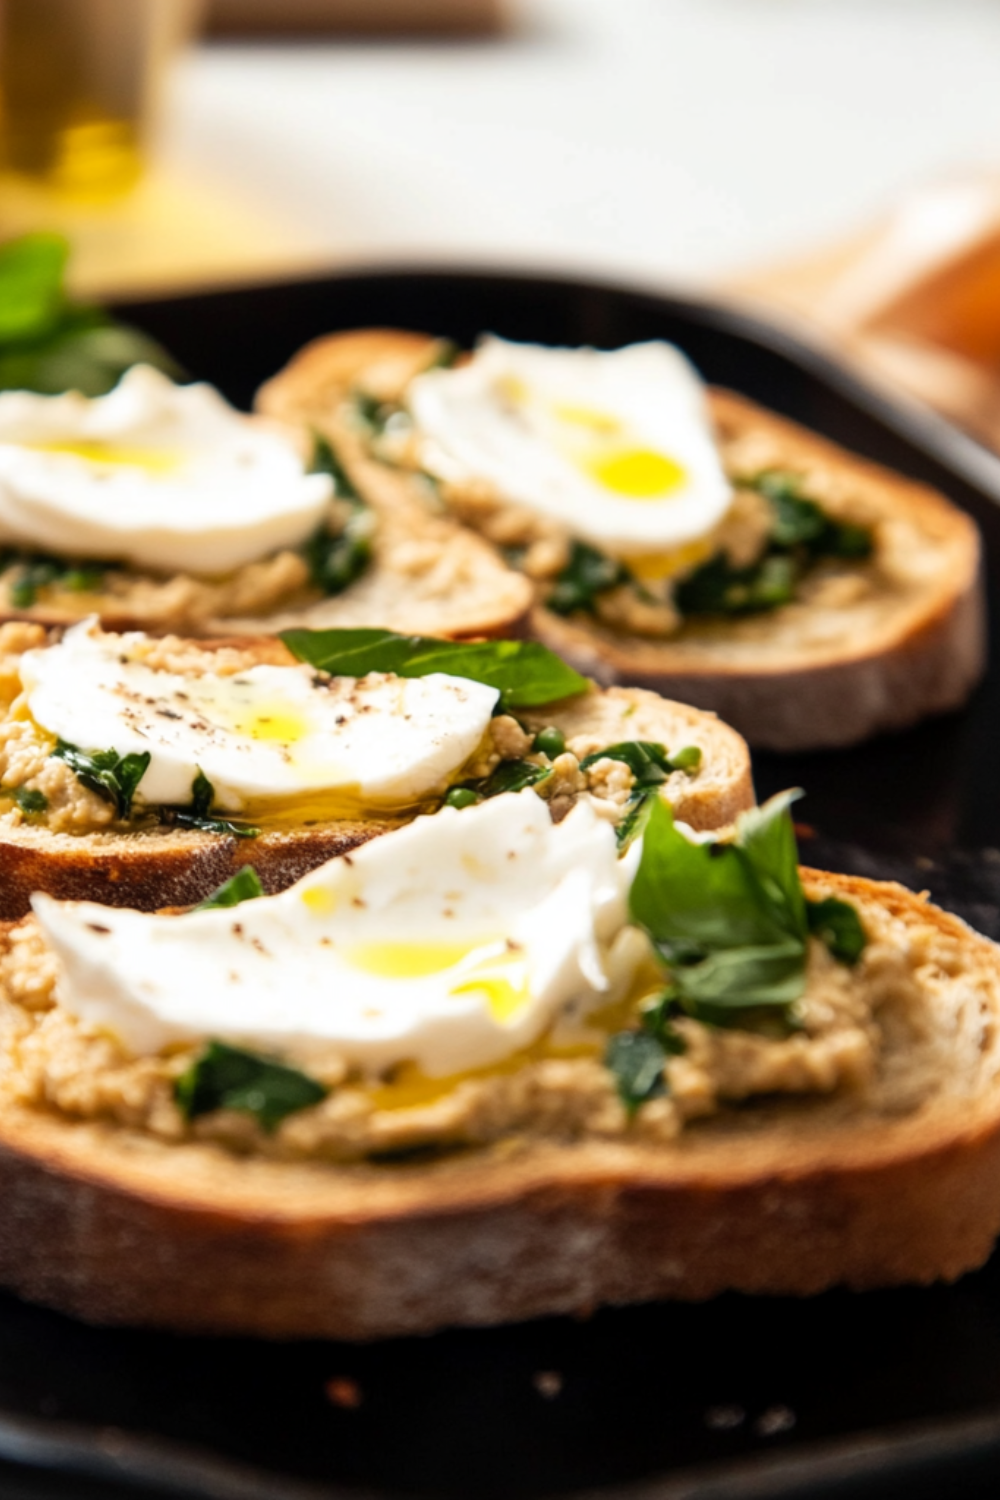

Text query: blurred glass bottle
(0, 0), (203, 201)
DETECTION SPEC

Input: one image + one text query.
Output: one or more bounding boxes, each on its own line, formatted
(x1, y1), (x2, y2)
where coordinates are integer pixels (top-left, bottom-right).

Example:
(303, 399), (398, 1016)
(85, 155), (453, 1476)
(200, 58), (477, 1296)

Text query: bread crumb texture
(0, 880), (986, 1164)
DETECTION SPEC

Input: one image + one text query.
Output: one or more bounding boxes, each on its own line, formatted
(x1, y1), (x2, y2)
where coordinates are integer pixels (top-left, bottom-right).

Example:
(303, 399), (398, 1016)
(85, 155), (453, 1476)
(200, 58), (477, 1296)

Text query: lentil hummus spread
(0, 884), (957, 1164)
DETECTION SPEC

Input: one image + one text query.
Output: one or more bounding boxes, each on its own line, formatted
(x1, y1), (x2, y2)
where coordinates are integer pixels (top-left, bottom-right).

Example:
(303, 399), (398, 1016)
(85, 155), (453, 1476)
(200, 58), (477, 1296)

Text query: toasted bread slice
(536, 393), (986, 751)
(260, 330), (985, 751)
(0, 627), (752, 918)
(0, 350), (531, 641)
(0, 871), (998, 1338)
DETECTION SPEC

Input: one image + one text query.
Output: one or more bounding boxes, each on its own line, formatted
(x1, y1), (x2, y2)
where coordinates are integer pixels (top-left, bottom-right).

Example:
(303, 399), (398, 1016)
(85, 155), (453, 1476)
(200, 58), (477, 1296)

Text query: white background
(161, 0), (1000, 290)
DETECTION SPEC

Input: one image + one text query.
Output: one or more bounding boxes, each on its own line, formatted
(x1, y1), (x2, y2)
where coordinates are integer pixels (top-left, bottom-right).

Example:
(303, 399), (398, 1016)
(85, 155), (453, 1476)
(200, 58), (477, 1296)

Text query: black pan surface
(4, 267), (1000, 1500)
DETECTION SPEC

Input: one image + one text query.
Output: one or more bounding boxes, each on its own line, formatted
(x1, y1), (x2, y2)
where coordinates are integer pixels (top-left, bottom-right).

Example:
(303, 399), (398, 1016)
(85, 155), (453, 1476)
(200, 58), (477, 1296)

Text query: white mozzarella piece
(0, 365), (332, 575)
(409, 336), (732, 556)
(33, 793), (637, 1075)
(20, 619), (498, 810)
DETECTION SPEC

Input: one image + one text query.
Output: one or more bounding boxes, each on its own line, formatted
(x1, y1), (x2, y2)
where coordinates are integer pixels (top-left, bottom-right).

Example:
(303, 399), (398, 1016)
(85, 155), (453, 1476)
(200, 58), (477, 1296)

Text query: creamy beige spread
(0, 623), (673, 836)
(2, 546), (317, 633)
(0, 887), (965, 1162)
(343, 348), (918, 643)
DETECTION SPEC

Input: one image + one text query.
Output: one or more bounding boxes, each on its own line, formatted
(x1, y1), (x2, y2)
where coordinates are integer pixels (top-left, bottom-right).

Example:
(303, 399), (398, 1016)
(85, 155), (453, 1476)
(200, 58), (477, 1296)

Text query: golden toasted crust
(0, 635), (752, 918)
(0, 872), (997, 1338)
(261, 331), (986, 750)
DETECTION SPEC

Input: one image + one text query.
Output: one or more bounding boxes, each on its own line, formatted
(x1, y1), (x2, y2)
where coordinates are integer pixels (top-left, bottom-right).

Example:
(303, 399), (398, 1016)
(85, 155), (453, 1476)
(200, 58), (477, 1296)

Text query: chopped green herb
(195, 865), (265, 911)
(675, 550), (797, 616)
(668, 745), (702, 772)
(675, 471), (872, 620)
(167, 769), (261, 840)
(754, 470), (873, 560)
(53, 740), (150, 819)
(0, 550), (108, 608)
(615, 788), (656, 851)
(444, 786), (479, 810)
(303, 437), (375, 597)
(638, 989), (686, 1053)
(8, 559), (59, 609)
(604, 1030), (668, 1112)
(190, 769), (214, 820)
(174, 1041), (326, 1131)
(11, 786), (47, 814)
(547, 541), (631, 616)
(59, 564), (106, 593)
(579, 740), (671, 786)
(478, 759), (551, 797)
(311, 434), (361, 502)
(0, 233), (179, 396)
(806, 895), (867, 965)
(303, 516), (372, 598)
(281, 628), (589, 710)
(532, 725), (566, 759)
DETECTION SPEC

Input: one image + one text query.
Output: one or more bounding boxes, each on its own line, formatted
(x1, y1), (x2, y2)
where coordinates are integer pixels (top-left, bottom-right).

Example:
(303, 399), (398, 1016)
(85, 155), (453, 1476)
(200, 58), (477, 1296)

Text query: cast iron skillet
(4, 268), (1000, 1500)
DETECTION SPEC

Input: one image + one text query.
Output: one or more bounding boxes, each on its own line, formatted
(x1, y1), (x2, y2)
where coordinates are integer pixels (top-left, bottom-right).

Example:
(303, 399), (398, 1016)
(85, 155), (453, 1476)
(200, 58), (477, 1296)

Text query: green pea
(444, 786), (479, 810)
(668, 745), (702, 772)
(532, 726), (566, 759)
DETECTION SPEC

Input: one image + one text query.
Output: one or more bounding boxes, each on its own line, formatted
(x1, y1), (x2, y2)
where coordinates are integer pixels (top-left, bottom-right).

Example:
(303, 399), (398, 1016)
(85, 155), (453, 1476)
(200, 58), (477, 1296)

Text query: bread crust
(0, 872), (997, 1338)
(0, 633), (753, 917)
(261, 332), (986, 751)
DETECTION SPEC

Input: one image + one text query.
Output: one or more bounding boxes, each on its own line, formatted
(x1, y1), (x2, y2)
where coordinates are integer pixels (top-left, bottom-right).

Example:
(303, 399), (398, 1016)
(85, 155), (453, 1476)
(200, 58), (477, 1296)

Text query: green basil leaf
(664, 938), (807, 1012)
(171, 812), (261, 840)
(0, 233), (68, 343)
(478, 759), (551, 797)
(735, 789), (807, 943)
(0, 234), (180, 395)
(53, 740), (150, 819)
(196, 866), (265, 911)
(579, 740), (670, 787)
(191, 769), (214, 820)
(169, 768), (261, 839)
(605, 1030), (668, 1112)
(638, 990), (686, 1053)
(547, 540), (630, 616)
(174, 1041), (326, 1131)
(11, 786), (47, 814)
(615, 788), (656, 851)
(21, 318), (181, 397)
(628, 793), (865, 1025)
(630, 797), (796, 957)
(281, 628), (589, 709)
(806, 896), (867, 964)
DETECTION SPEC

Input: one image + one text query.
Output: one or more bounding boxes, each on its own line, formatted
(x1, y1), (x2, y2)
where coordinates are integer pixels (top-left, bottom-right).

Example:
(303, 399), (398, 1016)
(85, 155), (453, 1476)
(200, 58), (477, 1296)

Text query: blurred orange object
(204, 0), (505, 35)
(730, 175), (1000, 451)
